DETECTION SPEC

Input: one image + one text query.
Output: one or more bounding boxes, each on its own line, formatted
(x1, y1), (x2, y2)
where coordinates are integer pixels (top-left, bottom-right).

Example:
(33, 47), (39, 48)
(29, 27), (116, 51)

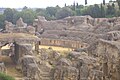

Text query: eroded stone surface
(2, 16), (120, 80)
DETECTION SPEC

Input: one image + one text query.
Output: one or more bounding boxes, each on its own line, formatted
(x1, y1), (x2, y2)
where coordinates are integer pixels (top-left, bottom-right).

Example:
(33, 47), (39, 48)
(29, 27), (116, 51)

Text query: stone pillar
(35, 42), (39, 53)
(34, 25), (38, 33)
(80, 64), (89, 80)
(102, 54), (108, 80)
(86, 18), (89, 24)
(13, 42), (20, 64)
(116, 59), (120, 80)
(103, 62), (108, 76)
(103, 62), (108, 80)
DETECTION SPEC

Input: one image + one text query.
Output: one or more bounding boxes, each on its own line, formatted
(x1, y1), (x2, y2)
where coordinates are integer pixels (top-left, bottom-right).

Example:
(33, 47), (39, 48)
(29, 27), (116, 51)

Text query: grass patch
(0, 72), (15, 80)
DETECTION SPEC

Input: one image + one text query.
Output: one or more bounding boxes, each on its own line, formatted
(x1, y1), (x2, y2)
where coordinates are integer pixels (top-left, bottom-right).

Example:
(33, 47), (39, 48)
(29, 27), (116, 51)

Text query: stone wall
(87, 39), (120, 80)
(13, 43), (33, 64)
(2, 16), (120, 80)
(4, 18), (35, 35)
(16, 43), (41, 80)
(41, 38), (88, 49)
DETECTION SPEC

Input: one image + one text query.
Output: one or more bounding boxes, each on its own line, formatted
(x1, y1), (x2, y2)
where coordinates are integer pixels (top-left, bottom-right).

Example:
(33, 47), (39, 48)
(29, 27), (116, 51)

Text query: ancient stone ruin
(4, 18), (35, 35)
(1, 16), (120, 80)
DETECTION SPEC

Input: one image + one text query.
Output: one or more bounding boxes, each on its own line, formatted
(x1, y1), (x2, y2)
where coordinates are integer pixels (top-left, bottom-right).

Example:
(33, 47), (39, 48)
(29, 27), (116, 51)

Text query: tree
(76, 9), (81, 16)
(20, 9), (37, 25)
(103, 0), (105, 5)
(75, 5), (84, 16)
(22, 6), (28, 10)
(65, 3), (67, 7)
(112, 2), (115, 7)
(73, 1), (76, 11)
(0, 14), (5, 29)
(55, 7), (75, 19)
(83, 4), (101, 18)
(46, 7), (57, 17)
(117, 0), (120, 10)
(4, 8), (15, 22)
(85, 0), (87, 5)
(76, 3), (79, 8)
(12, 11), (22, 24)
(93, 4), (102, 17)
(106, 4), (115, 17)
(100, 3), (105, 17)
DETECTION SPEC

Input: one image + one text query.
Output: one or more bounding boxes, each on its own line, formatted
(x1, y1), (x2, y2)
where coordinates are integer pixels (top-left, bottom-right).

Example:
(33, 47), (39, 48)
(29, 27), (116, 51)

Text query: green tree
(46, 7), (57, 17)
(0, 14), (5, 29)
(73, 1), (76, 11)
(116, 10), (120, 16)
(100, 3), (105, 17)
(83, 4), (101, 18)
(35, 8), (46, 15)
(106, 4), (115, 17)
(93, 4), (101, 17)
(22, 6), (28, 10)
(76, 9), (81, 16)
(55, 7), (75, 19)
(76, 3), (79, 8)
(103, 0), (105, 5)
(65, 3), (67, 7)
(36, 8), (56, 20)
(4, 8), (15, 22)
(117, 0), (120, 10)
(20, 9), (37, 25)
(85, 0), (87, 5)
(12, 11), (22, 24)
(75, 5), (84, 16)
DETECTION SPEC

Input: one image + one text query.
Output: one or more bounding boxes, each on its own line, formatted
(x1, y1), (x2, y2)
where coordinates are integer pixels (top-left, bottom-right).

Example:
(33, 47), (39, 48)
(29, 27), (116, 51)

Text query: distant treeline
(0, 0), (120, 28)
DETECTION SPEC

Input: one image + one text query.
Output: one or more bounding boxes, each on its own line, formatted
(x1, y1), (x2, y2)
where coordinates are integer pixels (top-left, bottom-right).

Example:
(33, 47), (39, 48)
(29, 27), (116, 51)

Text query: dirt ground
(1, 56), (23, 80)
(39, 45), (72, 52)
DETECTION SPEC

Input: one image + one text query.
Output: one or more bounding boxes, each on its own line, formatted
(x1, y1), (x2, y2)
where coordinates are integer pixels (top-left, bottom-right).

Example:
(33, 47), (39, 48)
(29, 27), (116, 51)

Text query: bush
(0, 72), (15, 80)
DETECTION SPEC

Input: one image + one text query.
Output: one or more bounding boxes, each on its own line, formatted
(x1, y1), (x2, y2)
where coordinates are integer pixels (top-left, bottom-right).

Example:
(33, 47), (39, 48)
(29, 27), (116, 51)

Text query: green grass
(0, 72), (15, 80)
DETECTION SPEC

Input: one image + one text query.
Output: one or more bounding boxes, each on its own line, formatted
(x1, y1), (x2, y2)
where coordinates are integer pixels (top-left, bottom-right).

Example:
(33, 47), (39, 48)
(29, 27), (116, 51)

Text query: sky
(0, 0), (110, 8)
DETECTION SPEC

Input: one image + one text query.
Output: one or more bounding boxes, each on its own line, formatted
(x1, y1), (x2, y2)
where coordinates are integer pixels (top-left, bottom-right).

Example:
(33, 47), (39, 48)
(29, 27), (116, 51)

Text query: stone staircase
(38, 62), (53, 80)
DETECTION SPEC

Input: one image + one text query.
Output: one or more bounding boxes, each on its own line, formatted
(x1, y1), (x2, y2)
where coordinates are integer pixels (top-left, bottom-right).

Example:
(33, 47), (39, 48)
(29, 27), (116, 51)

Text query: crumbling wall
(19, 55), (41, 80)
(87, 39), (120, 80)
(4, 18), (35, 35)
(13, 43), (33, 64)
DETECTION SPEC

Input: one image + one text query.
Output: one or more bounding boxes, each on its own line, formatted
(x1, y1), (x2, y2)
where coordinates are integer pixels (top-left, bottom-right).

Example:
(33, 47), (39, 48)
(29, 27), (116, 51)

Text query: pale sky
(0, 0), (110, 8)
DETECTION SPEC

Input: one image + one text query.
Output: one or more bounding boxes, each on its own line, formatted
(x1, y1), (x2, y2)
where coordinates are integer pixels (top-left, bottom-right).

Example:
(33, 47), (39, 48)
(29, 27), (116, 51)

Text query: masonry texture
(0, 16), (120, 80)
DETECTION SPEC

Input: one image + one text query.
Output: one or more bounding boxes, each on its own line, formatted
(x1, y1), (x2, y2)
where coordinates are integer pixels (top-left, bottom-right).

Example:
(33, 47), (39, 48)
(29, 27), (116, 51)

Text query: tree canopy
(0, 1), (119, 28)
(55, 7), (75, 19)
